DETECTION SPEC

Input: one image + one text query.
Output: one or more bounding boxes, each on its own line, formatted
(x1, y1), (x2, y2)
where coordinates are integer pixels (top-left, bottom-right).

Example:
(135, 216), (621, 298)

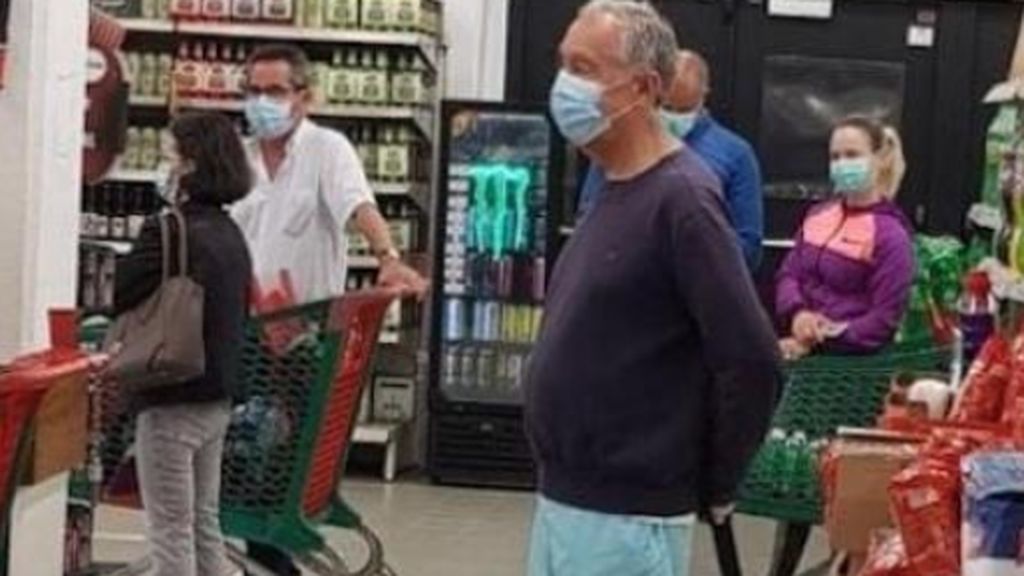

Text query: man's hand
(709, 504), (735, 526)
(779, 337), (810, 362)
(791, 310), (824, 344)
(378, 258), (429, 300)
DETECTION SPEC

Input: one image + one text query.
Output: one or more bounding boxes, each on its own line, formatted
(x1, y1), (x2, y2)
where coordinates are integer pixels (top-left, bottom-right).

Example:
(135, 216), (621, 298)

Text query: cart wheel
(225, 541), (281, 576)
(295, 524), (388, 576)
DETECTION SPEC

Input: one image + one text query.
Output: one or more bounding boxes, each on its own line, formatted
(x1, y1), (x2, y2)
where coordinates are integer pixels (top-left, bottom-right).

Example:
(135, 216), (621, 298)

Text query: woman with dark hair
(777, 117), (914, 360)
(114, 112), (253, 576)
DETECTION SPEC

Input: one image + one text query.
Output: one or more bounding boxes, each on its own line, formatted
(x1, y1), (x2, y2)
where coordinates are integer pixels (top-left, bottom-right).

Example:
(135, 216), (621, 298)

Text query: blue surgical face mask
(549, 70), (611, 147)
(245, 95), (296, 140)
(660, 109), (698, 139)
(830, 157), (873, 195)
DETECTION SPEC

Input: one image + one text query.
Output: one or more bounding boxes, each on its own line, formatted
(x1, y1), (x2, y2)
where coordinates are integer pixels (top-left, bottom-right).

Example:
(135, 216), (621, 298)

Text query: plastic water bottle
(763, 429), (788, 497)
(782, 432), (809, 497)
(958, 271), (997, 365)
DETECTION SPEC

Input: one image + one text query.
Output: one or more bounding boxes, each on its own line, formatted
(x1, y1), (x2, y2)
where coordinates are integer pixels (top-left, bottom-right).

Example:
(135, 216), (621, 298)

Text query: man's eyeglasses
(242, 84), (307, 99)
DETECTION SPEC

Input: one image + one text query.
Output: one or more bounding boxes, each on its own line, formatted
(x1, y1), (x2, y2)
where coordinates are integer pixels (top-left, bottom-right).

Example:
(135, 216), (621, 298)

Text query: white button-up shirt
(232, 119), (375, 303)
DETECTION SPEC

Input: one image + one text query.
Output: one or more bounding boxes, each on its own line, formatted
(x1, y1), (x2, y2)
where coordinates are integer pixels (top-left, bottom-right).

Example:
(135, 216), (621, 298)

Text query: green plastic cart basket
(96, 290), (398, 576)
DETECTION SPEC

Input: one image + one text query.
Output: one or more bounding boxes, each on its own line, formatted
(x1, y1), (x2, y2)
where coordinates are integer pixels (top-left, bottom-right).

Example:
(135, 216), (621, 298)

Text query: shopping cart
(0, 348), (92, 576)
(712, 339), (950, 576)
(95, 290), (399, 576)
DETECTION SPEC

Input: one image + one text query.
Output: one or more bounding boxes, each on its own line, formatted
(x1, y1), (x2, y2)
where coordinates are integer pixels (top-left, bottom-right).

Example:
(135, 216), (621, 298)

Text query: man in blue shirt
(578, 50), (765, 269)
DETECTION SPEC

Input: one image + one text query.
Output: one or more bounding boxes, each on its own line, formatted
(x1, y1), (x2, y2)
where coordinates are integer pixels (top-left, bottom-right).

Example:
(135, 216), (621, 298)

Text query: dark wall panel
(506, 0), (1024, 237)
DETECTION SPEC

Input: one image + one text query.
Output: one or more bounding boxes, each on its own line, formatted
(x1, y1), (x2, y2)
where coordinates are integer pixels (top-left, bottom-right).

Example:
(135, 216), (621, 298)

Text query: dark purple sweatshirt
(524, 148), (783, 517)
(775, 200), (915, 353)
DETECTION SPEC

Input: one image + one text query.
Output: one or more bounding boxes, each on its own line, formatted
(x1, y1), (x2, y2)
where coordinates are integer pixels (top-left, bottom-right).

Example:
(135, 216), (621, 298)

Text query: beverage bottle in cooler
(94, 186), (111, 239)
(958, 271), (998, 364)
(478, 347), (496, 393)
(262, 0), (296, 23)
(231, 0), (261, 21)
(362, 0), (387, 30)
(80, 251), (99, 310)
(158, 0), (172, 19)
(81, 187), (97, 238)
(128, 190), (148, 239)
(460, 345), (478, 389)
(443, 346), (461, 390)
(110, 186), (128, 239)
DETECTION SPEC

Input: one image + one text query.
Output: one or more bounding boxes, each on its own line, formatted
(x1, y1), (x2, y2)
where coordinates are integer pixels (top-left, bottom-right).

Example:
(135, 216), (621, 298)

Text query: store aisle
(95, 479), (831, 576)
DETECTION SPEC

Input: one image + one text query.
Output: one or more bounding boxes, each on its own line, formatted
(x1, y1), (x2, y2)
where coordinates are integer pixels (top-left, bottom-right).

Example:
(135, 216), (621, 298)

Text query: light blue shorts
(528, 496), (694, 576)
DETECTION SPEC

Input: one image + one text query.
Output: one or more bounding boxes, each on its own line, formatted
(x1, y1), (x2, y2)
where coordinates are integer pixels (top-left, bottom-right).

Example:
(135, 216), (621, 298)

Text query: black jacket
(114, 203), (252, 410)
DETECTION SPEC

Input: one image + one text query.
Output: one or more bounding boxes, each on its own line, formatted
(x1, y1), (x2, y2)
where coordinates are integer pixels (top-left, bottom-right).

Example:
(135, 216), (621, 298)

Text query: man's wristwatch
(375, 247), (401, 263)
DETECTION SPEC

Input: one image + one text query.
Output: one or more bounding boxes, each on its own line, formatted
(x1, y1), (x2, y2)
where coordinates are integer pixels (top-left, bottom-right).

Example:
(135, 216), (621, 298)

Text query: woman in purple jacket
(777, 117), (914, 360)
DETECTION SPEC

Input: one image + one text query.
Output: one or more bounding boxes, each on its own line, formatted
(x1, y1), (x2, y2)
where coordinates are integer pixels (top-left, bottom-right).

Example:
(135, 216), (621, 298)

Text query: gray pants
(136, 401), (233, 576)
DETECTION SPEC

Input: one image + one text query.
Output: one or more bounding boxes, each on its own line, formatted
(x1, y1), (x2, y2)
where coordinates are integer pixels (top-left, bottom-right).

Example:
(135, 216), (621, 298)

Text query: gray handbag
(103, 209), (206, 392)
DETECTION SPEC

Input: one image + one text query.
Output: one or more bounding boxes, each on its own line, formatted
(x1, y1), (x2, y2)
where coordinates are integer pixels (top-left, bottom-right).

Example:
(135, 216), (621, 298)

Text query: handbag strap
(159, 209), (189, 282)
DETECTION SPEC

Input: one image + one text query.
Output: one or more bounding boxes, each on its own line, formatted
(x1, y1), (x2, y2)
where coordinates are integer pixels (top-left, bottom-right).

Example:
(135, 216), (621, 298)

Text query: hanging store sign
(767, 0), (833, 20)
(83, 45), (129, 184)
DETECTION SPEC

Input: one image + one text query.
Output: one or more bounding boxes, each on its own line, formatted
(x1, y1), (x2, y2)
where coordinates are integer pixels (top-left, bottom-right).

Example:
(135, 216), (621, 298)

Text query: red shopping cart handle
(0, 349), (90, 392)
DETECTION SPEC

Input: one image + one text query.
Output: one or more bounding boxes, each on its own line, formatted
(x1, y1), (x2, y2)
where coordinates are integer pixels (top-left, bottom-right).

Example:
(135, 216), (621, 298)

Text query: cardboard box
(21, 371), (88, 485)
(824, 429), (922, 553)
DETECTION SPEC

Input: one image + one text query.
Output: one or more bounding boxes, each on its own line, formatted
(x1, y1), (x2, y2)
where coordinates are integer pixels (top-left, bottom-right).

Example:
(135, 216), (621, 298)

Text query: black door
(731, 1), (942, 239)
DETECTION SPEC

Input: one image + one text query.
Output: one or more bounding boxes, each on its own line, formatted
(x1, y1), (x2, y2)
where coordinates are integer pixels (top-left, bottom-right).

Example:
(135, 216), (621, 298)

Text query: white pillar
(0, 0), (87, 360)
(0, 0), (88, 574)
(444, 0), (508, 100)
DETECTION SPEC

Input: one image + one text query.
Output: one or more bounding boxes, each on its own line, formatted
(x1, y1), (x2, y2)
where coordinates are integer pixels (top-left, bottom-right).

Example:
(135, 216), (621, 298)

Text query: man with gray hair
(524, 2), (782, 574)
(578, 50), (766, 269)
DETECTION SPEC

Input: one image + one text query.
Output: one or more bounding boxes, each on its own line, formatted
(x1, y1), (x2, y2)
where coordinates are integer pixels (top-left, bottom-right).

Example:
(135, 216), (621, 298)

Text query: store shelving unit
(82, 2), (445, 485)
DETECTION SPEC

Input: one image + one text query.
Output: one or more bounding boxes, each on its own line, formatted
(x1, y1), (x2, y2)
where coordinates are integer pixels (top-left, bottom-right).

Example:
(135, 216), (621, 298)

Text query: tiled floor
(94, 479), (831, 576)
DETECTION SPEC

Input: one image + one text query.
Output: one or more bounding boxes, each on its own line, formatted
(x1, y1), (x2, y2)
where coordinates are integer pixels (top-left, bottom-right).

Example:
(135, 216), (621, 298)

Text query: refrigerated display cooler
(427, 101), (568, 488)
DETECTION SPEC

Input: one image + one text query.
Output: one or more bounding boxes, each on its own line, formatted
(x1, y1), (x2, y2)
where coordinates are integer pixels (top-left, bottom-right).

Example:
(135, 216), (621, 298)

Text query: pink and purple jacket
(775, 200), (915, 353)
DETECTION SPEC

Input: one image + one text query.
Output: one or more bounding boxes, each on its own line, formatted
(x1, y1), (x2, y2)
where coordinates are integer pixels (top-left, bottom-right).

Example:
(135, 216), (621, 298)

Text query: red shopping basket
(0, 348), (91, 570)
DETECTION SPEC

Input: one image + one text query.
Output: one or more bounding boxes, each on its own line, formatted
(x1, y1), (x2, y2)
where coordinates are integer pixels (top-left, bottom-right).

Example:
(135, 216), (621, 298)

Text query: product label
(362, 71), (386, 103)
(232, 0), (260, 19)
(203, 0), (231, 18)
(363, 0), (387, 28)
(328, 68), (351, 104)
(206, 61), (229, 97)
(171, 0), (201, 17)
(263, 0), (295, 21)
(174, 60), (201, 97)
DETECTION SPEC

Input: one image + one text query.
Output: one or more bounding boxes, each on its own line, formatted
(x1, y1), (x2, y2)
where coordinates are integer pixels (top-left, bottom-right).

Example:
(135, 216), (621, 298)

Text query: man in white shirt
(233, 43), (427, 575)
(233, 44), (428, 304)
